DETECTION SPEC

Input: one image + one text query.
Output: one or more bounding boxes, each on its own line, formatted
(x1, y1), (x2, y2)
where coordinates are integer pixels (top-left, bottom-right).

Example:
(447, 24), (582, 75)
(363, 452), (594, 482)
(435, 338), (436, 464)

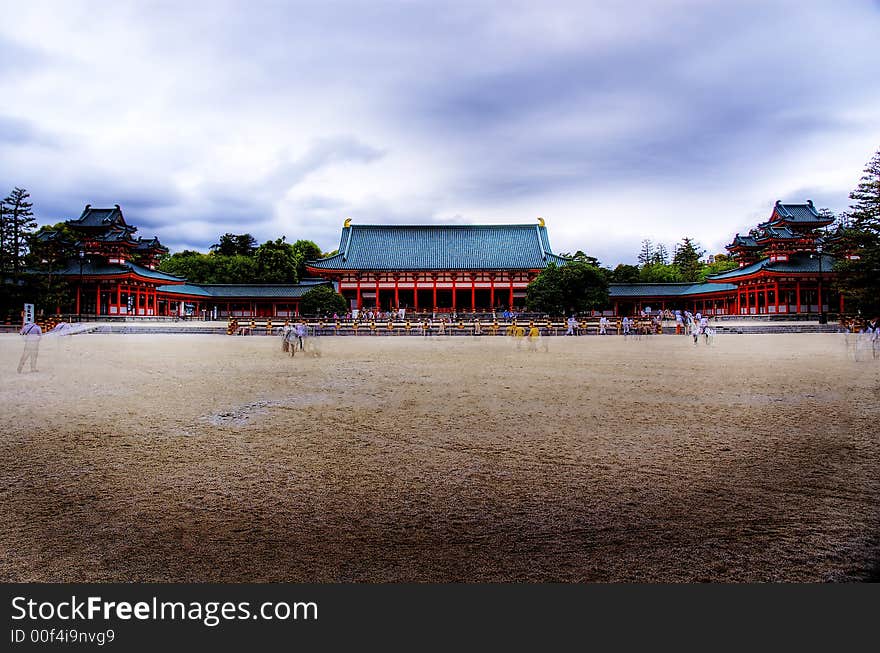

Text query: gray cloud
(1, 0), (879, 262)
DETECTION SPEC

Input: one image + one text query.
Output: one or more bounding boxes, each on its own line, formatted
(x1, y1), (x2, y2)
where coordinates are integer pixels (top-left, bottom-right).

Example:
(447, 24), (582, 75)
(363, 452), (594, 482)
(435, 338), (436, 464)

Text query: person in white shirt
(622, 316), (631, 335)
(566, 316), (577, 335)
(599, 316), (609, 334)
(18, 321), (42, 373)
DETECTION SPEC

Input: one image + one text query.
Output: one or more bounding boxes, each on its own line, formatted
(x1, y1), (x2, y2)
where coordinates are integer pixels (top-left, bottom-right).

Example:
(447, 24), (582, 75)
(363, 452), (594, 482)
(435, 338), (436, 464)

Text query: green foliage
(698, 255), (738, 282)
(214, 254), (258, 283)
(526, 261), (610, 315)
(291, 239), (323, 279)
(1, 187), (37, 279)
(159, 250), (217, 283)
(672, 237), (705, 282)
(639, 263), (682, 283)
(832, 148), (880, 316)
(610, 264), (640, 283)
(525, 263), (566, 314)
(254, 238), (300, 283)
(211, 233), (257, 257)
(560, 250), (602, 268)
(26, 222), (79, 270)
(637, 239), (654, 266)
(299, 285), (348, 316)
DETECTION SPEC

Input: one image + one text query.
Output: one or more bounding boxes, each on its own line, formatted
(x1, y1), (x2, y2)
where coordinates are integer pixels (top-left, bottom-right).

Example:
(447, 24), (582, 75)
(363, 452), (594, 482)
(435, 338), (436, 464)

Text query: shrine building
(43, 205), (328, 318)
(305, 219), (567, 313)
(34, 199), (842, 319)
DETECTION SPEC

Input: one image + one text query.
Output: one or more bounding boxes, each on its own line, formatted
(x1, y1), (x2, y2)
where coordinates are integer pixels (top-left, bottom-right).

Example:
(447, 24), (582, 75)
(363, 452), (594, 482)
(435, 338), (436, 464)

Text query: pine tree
(654, 243), (670, 265)
(847, 150), (880, 232)
(832, 148), (880, 316)
(672, 237), (705, 282)
(637, 239), (654, 266)
(0, 202), (7, 275)
(1, 187), (36, 281)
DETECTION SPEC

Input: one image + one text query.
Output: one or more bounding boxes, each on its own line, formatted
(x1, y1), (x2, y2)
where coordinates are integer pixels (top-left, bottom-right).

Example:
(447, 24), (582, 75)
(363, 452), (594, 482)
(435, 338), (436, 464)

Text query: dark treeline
(158, 234), (330, 284)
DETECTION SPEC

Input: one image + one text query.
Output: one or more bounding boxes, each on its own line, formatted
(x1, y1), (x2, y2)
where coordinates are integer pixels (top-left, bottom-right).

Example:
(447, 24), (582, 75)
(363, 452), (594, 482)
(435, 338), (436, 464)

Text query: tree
(2, 187), (37, 281)
(698, 253), (738, 282)
(291, 239), (322, 280)
(526, 261), (609, 315)
(654, 243), (670, 265)
(639, 263), (682, 283)
(560, 261), (610, 313)
(525, 263), (566, 315)
(610, 264), (640, 283)
(672, 237), (705, 282)
(210, 233), (257, 257)
(254, 238), (299, 283)
(637, 239), (654, 266)
(561, 250), (602, 268)
(832, 148), (880, 316)
(299, 285), (348, 316)
(214, 254), (257, 283)
(159, 250), (217, 283)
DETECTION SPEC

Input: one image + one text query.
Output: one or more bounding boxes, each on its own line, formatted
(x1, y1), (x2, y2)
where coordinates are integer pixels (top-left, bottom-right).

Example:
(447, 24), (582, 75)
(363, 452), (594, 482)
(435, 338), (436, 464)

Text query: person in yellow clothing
(527, 324), (540, 352)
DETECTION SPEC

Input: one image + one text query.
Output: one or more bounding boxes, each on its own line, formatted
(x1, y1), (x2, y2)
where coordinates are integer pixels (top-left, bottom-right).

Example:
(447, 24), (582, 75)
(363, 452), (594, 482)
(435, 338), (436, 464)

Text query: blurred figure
(18, 321), (42, 373)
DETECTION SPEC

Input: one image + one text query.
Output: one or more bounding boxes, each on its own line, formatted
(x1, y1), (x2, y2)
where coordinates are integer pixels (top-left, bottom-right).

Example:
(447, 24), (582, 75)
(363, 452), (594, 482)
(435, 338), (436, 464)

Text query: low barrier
(225, 318), (663, 336)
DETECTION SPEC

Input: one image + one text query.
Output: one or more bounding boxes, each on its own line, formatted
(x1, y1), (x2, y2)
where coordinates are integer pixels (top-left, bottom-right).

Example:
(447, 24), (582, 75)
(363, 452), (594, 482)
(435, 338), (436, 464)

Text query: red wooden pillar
(375, 276), (380, 311)
(95, 285), (101, 315)
(775, 282), (780, 314)
(763, 285), (769, 315)
(489, 274), (495, 308)
(508, 273), (514, 308)
(432, 275), (438, 310)
(796, 281), (801, 313)
(413, 275), (419, 311)
(76, 286), (81, 314)
(356, 276), (362, 310)
(451, 274), (457, 311)
(117, 285), (121, 314)
(394, 274), (400, 309)
(840, 294), (845, 313)
(817, 277), (823, 314)
(470, 274), (476, 311)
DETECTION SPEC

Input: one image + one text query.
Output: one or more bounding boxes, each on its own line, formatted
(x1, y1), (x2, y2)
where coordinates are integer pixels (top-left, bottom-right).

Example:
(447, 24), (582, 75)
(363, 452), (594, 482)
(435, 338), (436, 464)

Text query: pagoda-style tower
(65, 204), (168, 265)
(727, 200), (833, 265)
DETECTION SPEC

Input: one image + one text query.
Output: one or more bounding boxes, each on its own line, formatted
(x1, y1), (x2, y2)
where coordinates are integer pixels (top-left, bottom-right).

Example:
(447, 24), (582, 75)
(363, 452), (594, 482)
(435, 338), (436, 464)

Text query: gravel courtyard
(1, 331), (878, 582)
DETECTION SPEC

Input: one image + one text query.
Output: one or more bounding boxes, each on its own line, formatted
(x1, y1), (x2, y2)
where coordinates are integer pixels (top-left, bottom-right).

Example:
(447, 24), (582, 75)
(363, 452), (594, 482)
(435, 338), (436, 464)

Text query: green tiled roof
(134, 236), (168, 252)
(759, 200), (832, 228)
(68, 205), (127, 229)
(308, 223), (568, 271)
(773, 201), (821, 223)
(757, 226), (798, 240)
(728, 234), (760, 249)
(52, 260), (185, 282)
(609, 282), (737, 298)
(157, 280), (330, 299)
(155, 283), (214, 297)
(707, 253), (835, 281)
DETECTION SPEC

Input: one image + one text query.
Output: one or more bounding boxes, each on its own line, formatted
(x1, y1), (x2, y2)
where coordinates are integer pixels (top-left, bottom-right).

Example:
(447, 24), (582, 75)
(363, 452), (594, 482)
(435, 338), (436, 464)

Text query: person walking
(18, 321), (42, 373)
(599, 316), (609, 334)
(566, 315), (577, 335)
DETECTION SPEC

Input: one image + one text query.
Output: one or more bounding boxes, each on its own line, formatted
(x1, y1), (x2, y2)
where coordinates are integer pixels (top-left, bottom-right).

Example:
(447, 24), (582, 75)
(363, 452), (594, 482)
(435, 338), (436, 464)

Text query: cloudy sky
(2, 1), (879, 264)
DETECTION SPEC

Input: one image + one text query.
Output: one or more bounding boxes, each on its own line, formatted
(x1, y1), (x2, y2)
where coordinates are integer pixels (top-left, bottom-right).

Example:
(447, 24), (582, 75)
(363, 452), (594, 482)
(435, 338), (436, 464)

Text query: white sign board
(23, 303), (35, 325)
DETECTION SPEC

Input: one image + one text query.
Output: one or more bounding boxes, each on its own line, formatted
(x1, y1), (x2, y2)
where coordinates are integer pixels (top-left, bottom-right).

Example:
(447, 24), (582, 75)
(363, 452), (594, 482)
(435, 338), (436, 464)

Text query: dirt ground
(0, 331), (878, 582)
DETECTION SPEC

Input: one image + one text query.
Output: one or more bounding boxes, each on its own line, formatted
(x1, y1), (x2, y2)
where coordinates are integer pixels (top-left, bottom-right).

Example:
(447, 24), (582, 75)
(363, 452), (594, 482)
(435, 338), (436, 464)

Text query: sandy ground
(0, 331), (878, 583)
